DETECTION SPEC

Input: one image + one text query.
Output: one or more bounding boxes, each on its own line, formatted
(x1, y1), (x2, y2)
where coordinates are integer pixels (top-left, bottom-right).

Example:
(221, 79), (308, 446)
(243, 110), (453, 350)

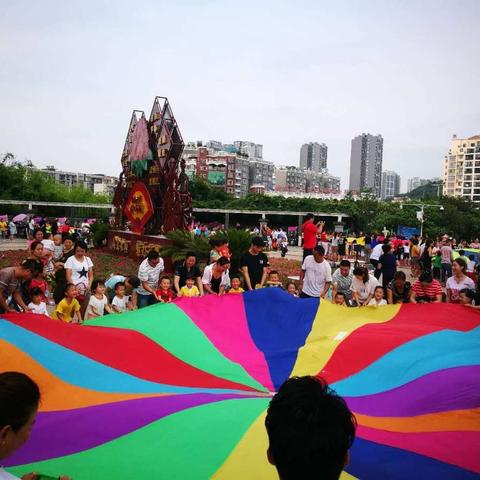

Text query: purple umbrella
(12, 213), (28, 222)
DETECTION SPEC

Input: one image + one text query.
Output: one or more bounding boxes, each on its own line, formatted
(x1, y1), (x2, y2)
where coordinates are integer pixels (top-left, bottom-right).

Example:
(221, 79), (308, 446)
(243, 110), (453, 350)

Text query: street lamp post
(401, 203), (444, 238)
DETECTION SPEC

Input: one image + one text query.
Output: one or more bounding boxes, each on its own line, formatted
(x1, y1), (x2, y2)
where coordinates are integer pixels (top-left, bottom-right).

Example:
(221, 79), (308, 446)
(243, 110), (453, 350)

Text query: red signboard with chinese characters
(124, 181), (154, 234)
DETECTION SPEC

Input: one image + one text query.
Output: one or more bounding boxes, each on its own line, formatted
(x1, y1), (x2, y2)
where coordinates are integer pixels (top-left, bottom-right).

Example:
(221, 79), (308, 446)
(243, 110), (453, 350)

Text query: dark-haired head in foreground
(265, 376), (356, 480)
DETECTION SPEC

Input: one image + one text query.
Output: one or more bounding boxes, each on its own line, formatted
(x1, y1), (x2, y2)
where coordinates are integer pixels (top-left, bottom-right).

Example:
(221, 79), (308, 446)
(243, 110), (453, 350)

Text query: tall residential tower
(348, 133), (383, 197)
(299, 142), (328, 172)
(381, 170), (401, 200)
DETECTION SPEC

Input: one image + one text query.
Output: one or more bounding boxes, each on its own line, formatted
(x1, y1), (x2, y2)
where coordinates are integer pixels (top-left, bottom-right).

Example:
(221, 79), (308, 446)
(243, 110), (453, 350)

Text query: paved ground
(0, 238), (28, 251)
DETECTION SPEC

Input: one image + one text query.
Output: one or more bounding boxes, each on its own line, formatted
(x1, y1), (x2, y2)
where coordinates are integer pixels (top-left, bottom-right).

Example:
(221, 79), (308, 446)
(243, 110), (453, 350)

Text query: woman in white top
(0, 372), (70, 480)
(65, 240), (94, 318)
(202, 257), (230, 295)
(446, 258), (475, 304)
(351, 266), (380, 306)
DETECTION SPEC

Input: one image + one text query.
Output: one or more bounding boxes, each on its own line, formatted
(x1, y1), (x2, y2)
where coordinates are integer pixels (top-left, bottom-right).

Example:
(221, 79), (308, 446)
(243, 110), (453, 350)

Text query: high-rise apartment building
(299, 142), (328, 172)
(234, 141), (263, 159)
(443, 134), (480, 201)
(348, 133), (383, 197)
(407, 177), (429, 193)
(381, 170), (401, 200)
(275, 166), (340, 194)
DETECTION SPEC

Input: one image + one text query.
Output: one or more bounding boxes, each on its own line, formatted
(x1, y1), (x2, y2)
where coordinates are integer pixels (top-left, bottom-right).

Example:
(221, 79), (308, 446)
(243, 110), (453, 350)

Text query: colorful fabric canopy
(1, 288), (479, 479)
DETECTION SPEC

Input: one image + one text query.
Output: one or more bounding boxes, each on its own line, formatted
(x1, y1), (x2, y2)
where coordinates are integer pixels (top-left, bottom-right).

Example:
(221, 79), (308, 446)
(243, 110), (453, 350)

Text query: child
(156, 276), (175, 303)
(263, 270), (283, 288)
(52, 283), (82, 323)
(179, 275), (200, 297)
(209, 239), (222, 264)
(459, 288), (475, 306)
(466, 255), (477, 282)
(85, 279), (113, 319)
(432, 251), (442, 280)
(28, 266), (50, 303)
(111, 281), (131, 313)
(27, 286), (48, 316)
(368, 286), (387, 306)
(52, 234), (64, 261)
(228, 276), (244, 294)
(218, 238), (231, 260)
(334, 292), (347, 306)
(285, 281), (298, 297)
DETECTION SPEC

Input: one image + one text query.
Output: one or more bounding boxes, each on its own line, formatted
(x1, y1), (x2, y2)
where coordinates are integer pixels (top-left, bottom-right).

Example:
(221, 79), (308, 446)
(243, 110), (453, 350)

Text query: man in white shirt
(137, 249), (164, 308)
(369, 240), (384, 279)
(299, 245), (332, 299)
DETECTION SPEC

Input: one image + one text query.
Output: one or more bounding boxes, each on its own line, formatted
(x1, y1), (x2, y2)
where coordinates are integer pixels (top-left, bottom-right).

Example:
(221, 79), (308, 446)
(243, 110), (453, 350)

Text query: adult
(369, 239), (384, 279)
(28, 217), (35, 239)
(350, 266), (380, 306)
(105, 275), (140, 307)
(64, 240), (94, 317)
(410, 239), (421, 276)
(0, 372), (70, 480)
(31, 228), (44, 244)
(52, 236), (75, 304)
(240, 236), (269, 291)
(419, 239), (433, 273)
(136, 249), (164, 308)
(440, 239), (453, 283)
(8, 220), (16, 240)
(173, 252), (203, 296)
(0, 260), (39, 313)
(446, 258), (475, 303)
(301, 214), (324, 260)
(330, 233), (339, 262)
(331, 260), (353, 304)
(387, 271), (411, 304)
(377, 244), (398, 288)
(410, 271), (442, 303)
(299, 245), (332, 299)
(265, 376), (356, 480)
(28, 241), (44, 265)
(337, 232), (346, 259)
(363, 233), (372, 264)
(202, 256), (231, 295)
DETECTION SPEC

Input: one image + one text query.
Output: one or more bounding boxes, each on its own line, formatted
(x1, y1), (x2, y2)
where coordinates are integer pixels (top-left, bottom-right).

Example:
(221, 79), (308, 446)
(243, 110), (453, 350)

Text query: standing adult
(446, 258), (475, 303)
(173, 252), (203, 296)
(331, 259), (353, 304)
(136, 249), (164, 308)
(8, 220), (17, 240)
(301, 214), (324, 260)
(52, 236), (75, 304)
(202, 257), (231, 295)
(369, 240), (384, 279)
(64, 240), (94, 317)
(440, 239), (453, 283)
(0, 260), (39, 313)
(240, 236), (269, 290)
(419, 239), (433, 273)
(28, 217), (35, 239)
(377, 244), (398, 288)
(299, 245), (332, 299)
(363, 233), (372, 264)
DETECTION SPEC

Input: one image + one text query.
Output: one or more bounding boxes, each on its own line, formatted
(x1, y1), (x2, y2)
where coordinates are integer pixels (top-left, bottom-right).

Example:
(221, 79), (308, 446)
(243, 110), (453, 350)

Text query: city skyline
(1, 1), (479, 192)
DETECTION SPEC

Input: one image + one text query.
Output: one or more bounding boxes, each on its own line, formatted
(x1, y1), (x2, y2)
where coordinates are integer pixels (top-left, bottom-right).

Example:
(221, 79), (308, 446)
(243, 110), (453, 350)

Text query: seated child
(85, 279), (113, 319)
(111, 281), (131, 313)
(263, 270), (283, 288)
(52, 284), (82, 323)
(459, 288), (477, 308)
(179, 275), (200, 297)
(368, 286), (387, 306)
(334, 291), (347, 306)
(285, 281), (298, 297)
(27, 286), (48, 316)
(228, 276), (244, 294)
(156, 276), (175, 303)
(52, 234), (64, 261)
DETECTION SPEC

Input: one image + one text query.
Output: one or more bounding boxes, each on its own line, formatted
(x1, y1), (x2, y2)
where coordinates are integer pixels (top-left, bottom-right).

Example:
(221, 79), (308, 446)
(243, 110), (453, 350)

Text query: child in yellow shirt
(228, 276), (244, 294)
(179, 276), (200, 297)
(52, 284), (82, 323)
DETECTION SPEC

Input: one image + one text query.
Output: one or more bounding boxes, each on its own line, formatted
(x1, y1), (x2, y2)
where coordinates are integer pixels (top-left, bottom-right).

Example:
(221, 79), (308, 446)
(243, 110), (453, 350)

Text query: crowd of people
(299, 213), (480, 308)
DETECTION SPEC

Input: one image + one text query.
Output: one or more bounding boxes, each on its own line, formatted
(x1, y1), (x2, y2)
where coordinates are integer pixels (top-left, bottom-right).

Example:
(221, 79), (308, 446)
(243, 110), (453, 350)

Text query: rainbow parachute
(1, 288), (479, 479)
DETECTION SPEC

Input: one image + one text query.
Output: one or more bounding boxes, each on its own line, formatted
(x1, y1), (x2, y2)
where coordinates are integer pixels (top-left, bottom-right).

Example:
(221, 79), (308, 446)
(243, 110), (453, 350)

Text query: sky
(1, 0), (479, 192)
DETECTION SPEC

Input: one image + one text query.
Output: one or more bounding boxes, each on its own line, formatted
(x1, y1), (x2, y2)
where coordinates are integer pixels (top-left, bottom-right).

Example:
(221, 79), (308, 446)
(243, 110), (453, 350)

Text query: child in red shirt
(156, 276), (175, 303)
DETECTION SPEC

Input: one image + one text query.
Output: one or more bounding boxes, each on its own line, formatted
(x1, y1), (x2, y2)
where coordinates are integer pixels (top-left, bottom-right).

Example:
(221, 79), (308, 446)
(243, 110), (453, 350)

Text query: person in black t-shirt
(173, 252), (203, 296)
(240, 236), (269, 290)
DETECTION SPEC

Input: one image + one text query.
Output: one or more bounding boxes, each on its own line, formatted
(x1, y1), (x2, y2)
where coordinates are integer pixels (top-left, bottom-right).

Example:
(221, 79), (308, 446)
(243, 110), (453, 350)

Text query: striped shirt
(411, 279), (442, 301)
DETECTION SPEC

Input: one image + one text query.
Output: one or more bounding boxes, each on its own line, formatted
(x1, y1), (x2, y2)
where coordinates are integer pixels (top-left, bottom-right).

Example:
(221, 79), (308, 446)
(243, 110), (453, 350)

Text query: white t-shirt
(467, 260), (476, 273)
(368, 298), (387, 306)
(41, 239), (55, 252)
(370, 244), (384, 261)
(137, 257), (164, 296)
(28, 301), (48, 315)
(64, 255), (94, 289)
(202, 264), (230, 288)
(86, 294), (108, 318)
(112, 295), (129, 312)
(301, 256), (332, 297)
(351, 275), (380, 302)
(446, 275), (475, 303)
(0, 468), (19, 479)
